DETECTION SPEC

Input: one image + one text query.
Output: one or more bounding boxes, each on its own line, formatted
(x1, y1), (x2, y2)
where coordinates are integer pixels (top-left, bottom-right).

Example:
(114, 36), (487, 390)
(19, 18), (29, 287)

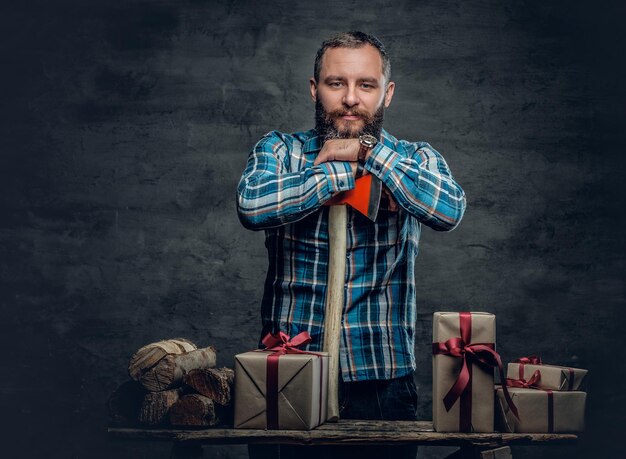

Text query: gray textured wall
(1, 1), (624, 458)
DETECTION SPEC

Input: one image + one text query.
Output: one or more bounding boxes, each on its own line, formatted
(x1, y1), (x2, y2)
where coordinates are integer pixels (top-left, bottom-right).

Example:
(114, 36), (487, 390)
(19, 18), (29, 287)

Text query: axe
(323, 173), (382, 421)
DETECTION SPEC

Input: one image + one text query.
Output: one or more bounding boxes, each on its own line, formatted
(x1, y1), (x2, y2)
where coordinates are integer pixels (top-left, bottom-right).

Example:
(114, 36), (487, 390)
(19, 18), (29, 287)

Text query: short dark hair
(314, 31), (391, 83)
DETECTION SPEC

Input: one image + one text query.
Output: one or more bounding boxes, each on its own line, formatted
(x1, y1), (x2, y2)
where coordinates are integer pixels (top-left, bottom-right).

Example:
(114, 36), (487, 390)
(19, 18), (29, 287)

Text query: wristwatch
(356, 134), (378, 178)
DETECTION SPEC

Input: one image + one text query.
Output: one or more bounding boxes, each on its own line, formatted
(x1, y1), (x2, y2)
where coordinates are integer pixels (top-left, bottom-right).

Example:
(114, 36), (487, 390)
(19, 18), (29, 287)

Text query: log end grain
(184, 367), (234, 406)
(170, 394), (219, 427)
(138, 389), (181, 426)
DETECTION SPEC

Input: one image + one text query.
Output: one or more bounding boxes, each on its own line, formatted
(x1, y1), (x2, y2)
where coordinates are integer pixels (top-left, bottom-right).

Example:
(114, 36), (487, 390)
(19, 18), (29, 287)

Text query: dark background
(1, 0), (624, 458)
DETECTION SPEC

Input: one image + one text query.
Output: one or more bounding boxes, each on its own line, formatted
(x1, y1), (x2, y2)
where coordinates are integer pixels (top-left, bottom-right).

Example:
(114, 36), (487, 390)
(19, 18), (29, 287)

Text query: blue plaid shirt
(237, 129), (466, 381)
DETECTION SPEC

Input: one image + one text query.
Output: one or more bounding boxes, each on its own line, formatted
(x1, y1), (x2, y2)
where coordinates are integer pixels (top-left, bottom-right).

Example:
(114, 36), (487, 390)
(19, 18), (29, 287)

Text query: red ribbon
(515, 356), (575, 391)
(516, 355), (543, 365)
(262, 330), (313, 352)
(546, 390), (554, 433)
(515, 355), (543, 380)
(432, 312), (519, 431)
(511, 360), (563, 432)
(259, 331), (324, 429)
(506, 369), (542, 389)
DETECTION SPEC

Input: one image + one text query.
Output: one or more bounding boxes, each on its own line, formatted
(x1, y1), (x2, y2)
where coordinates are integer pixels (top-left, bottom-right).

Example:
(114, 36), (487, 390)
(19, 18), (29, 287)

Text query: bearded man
(237, 31), (466, 459)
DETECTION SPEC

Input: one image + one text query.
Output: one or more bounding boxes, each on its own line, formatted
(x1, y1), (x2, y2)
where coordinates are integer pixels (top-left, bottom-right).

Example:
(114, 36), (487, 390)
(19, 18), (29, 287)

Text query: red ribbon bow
(262, 330), (312, 352)
(432, 312), (519, 431)
(516, 355), (543, 365)
(506, 369), (542, 389)
(515, 355), (575, 391)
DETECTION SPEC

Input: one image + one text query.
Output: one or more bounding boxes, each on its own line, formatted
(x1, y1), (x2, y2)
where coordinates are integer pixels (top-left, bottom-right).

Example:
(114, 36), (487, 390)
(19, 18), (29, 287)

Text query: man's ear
(309, 78), (318, 102)
(384, 81), (395, 108)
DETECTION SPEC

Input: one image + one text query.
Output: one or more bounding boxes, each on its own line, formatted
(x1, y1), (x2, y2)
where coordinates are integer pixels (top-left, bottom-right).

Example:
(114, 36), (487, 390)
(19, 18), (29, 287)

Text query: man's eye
(329, 82), (343, 88)
(361, 84), (374, 89)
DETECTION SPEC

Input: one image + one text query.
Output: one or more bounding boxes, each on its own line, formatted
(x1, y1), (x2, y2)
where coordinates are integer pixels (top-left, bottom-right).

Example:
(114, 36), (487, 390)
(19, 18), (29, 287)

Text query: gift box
(507, 360), (587, 391)
(496, 386), (586, 433)
(234, 333), (328, 430)
(479, 446), (512, 459)
(432, 312), (500, 432)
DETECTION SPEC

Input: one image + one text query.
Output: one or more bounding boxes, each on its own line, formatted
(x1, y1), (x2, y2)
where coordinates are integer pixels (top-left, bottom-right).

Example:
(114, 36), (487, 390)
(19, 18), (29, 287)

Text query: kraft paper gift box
(507, 362), (587, 391)
(496, 386), (586, 433)
(234, 350), (328, 430)
(432, 312), (498, 432)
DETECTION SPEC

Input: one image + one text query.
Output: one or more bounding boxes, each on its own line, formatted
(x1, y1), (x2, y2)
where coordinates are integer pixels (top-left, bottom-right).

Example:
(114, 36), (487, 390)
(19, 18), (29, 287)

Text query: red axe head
(324, 174), (382, 221)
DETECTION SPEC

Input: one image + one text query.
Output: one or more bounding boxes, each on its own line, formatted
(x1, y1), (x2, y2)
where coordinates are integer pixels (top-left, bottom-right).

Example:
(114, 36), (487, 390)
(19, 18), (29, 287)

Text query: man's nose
(342, 85), (360, 107)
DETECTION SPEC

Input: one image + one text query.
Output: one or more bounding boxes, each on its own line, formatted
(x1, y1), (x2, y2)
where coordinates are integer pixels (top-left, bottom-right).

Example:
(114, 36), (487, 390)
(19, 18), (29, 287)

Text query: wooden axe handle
(323, 204), (347, 422)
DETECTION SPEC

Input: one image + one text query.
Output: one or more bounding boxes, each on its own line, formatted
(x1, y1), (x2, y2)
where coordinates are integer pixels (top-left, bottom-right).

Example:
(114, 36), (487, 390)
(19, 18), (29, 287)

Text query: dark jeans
(248, 372), (419, 459)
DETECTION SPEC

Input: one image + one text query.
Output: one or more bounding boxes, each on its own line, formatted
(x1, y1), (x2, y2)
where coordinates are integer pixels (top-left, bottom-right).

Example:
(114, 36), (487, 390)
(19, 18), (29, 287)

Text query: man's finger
(314, 139), (359, 165)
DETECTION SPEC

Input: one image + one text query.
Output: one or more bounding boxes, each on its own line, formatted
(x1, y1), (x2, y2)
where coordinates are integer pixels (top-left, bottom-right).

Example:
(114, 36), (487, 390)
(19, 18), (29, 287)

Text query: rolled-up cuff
(319, 161), (355, 194)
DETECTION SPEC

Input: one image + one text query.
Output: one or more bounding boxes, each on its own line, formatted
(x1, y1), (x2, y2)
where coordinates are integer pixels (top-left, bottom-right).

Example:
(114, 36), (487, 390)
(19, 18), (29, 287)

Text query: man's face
(310, 44), (395, 140)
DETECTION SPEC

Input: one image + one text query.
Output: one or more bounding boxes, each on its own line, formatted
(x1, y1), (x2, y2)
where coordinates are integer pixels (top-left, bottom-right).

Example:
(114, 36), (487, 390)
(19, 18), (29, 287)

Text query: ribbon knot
(440, 337), (467, 357)
(262, 331), (312, 353)
(506, 369), (542, 389)
(516, 355), (543, 365)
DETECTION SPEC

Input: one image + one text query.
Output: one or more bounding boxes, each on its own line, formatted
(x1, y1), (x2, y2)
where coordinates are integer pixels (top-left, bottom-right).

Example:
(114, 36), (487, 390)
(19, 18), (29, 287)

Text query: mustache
(327, 108), (372, 119)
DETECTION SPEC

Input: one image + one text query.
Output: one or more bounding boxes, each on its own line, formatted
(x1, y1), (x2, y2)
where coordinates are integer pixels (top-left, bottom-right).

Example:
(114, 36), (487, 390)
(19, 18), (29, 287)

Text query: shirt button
(346, 253), (351, 259)
(347, 223), (352, 229)
(375, 165), (381, 170)
(338, 180), (344, 187)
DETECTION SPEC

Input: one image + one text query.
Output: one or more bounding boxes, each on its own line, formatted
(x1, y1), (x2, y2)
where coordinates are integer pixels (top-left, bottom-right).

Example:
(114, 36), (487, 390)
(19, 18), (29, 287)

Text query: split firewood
(139, 346), (217, 392)
(183, 367), (234, 406)
(128, 338), (196, 381)
(138, 388), (181, 426)
(170, 394), (220, 427)
(107, 380), (148, 426)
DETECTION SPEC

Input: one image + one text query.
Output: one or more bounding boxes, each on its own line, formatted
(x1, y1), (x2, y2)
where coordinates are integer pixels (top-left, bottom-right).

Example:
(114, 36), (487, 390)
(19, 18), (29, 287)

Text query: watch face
(359, 134), (378, 148)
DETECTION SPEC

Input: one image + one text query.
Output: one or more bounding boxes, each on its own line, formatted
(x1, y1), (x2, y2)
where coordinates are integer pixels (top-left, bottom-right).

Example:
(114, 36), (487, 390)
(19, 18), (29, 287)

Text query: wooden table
(108, 420), (578, 458)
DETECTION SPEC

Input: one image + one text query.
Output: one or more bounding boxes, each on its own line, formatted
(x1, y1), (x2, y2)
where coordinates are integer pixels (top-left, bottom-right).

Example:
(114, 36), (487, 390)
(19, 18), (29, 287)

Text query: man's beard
(315, 99), (385, 141)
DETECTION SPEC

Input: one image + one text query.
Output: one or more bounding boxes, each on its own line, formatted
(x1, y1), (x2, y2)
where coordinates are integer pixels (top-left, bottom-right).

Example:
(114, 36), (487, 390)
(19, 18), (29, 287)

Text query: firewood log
(138, 388), (181, 426)
(170, 394), (220, 427)
(128, 338), (196, 381)
(139, 346), (217, 392)
(183, 367), (234, 406)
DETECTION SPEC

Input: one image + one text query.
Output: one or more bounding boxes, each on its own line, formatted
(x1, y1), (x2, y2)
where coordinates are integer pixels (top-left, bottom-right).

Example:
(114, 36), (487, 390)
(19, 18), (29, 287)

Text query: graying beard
(315, 99), (385, 142)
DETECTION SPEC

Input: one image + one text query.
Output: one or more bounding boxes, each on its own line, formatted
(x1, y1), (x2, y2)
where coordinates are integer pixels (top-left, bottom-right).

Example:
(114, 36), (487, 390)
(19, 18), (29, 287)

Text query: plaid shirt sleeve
(237, 131), (355, 230)
(364, 140), (466, 231)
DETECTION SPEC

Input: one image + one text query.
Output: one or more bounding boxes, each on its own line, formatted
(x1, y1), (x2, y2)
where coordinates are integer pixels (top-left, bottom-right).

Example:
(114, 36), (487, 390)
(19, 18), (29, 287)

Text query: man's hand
(314, 139), (360, 165)
(314, 139), (368, 178)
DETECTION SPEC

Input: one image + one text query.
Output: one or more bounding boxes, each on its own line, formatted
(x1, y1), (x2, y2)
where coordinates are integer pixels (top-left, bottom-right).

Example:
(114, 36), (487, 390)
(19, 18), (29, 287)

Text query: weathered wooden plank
(108, 420), (578, 447)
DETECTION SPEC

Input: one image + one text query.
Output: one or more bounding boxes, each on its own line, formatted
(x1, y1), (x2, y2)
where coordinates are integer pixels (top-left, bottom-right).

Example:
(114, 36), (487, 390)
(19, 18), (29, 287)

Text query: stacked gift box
(496, 357), (588, 433)
(432, 312), (587, 433)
